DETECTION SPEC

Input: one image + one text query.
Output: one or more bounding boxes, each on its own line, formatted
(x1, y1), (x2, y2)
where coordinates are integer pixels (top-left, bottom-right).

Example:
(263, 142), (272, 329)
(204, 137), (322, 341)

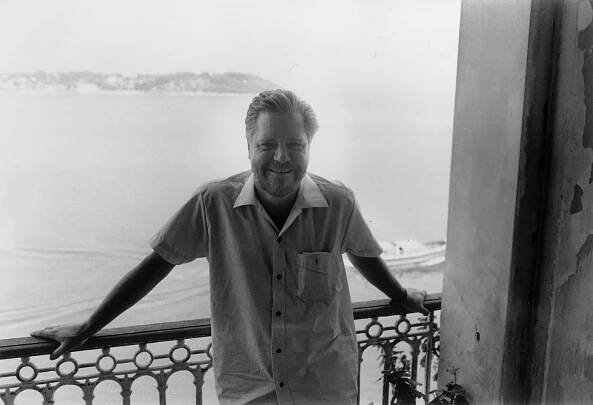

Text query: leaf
(428, 398), (450, 405)
(452, 394), (469, 405)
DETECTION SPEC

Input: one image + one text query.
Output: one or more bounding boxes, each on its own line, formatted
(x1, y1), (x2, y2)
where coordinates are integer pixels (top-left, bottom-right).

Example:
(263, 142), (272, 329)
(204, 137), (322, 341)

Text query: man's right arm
(31, 251), (175, 360)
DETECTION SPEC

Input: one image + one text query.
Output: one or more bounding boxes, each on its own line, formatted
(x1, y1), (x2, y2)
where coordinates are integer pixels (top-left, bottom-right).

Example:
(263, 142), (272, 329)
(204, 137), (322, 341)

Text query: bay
(0, 92), (450, 404)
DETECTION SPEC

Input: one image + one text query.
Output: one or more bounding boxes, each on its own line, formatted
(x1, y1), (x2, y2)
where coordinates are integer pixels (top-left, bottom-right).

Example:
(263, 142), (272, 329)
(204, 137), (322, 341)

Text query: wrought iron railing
(0, 294), (440, 405)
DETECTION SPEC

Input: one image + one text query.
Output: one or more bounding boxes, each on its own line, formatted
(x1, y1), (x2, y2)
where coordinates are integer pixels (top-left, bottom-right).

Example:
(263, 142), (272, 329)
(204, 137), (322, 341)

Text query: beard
(252, 163), (306, 198)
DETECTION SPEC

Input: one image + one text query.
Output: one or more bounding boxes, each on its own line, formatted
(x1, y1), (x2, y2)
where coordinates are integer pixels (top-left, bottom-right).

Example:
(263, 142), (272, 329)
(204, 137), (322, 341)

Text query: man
(32, 89), (427, 404)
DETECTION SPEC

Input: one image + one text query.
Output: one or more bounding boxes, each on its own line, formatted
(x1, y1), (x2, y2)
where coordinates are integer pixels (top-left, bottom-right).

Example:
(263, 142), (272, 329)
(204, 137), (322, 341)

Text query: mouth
(268, 168), (292, 174)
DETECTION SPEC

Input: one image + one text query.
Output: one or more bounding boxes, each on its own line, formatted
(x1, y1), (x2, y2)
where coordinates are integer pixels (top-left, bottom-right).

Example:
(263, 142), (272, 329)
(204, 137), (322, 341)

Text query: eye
(258, 142), (276, 151)
(288, 142), (305, 150)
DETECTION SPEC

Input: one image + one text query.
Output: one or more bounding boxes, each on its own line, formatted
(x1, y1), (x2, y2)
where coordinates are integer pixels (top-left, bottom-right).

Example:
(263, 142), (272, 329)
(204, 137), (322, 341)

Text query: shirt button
(276, 311), (282, 317)
(276, 348), (282, 353)
(279, 382), (284, 388)
(276, 274), (282, 280)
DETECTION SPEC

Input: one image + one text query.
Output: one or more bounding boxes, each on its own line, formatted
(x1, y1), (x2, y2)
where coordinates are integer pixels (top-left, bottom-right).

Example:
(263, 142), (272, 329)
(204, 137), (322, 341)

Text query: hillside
(0, 71), (279, 94)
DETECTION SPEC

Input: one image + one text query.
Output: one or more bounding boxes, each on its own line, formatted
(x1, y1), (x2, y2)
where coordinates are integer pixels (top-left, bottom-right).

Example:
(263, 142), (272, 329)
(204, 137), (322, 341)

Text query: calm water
(0, 91), (452, 336)
(0, 92), (451, 403)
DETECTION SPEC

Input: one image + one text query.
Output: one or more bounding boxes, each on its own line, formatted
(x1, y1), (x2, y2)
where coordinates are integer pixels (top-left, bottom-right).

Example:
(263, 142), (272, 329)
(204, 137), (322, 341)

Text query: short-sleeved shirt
(150, 171), (382, 404)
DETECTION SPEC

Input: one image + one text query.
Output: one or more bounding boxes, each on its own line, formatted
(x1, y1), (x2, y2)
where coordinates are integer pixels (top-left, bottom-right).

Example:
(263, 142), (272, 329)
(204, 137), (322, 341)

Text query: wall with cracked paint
(440, 0), (593, 402)
(535, 0), (593, 402)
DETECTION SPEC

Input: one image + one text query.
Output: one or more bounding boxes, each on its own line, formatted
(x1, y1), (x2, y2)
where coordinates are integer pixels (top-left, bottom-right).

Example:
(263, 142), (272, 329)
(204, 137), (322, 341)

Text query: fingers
(406, 302), (429, 315)
(419, 290), (429, 315)
(31, 327), (69, 361)
(30, 328), (54, 340)
(31, 325), (85, 361)
(50, 341), (71, 361)
(50, 345), (64, 361)
(406, 289), (429, 315)
(30, 330), (43, 338)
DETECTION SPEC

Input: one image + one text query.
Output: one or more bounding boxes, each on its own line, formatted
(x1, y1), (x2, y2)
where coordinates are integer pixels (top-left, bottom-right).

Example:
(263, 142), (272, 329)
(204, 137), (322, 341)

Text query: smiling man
(32, 89), (427, 405)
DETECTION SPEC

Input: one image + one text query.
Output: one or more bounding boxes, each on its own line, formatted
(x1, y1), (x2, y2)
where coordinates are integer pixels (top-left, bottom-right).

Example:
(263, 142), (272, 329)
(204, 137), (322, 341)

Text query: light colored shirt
(150, 171), (382, 404)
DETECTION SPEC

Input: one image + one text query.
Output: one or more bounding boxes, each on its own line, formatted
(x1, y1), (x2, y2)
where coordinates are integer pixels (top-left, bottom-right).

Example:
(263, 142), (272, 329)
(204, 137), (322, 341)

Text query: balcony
(0, 294), (440, 405)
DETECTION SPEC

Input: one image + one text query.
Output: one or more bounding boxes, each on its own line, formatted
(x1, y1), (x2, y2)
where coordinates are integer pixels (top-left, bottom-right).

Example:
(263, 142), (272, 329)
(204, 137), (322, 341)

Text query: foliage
(383, 351), (427, 405)
(427, 382), (469, 405)
(428, 368), (469, 405)
(381, 344), (468, 405)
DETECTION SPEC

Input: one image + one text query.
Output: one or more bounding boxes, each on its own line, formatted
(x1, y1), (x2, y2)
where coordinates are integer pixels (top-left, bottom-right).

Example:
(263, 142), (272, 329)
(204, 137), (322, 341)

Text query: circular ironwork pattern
(16, 361), (38, 382)
(169, 342), (191, 364)
(395, 318), (412, 335)
(56, 357), (79, 378)
(364, 319), (384, 339)
(97, 352), (117, 373)
(133, 347), (154, 369)
(206, 343), (213, 360)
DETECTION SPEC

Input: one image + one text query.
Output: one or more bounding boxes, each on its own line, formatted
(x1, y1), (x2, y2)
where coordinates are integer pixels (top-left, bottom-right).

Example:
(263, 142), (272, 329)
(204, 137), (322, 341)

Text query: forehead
(254, 112), (307, 140)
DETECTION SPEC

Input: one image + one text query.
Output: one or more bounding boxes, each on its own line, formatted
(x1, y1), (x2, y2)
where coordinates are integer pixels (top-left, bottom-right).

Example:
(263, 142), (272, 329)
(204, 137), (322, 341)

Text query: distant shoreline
(0, 71), (280, 96)
(0, 89), (256, 97)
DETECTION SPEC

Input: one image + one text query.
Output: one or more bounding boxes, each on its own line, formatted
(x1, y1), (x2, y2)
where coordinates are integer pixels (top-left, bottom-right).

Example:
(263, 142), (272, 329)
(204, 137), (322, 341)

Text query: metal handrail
(0, 294), (441, 359)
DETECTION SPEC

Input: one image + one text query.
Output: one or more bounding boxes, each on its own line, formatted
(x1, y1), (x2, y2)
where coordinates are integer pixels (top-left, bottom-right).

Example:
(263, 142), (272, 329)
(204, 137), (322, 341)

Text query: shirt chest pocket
(296, 252), (341, 302)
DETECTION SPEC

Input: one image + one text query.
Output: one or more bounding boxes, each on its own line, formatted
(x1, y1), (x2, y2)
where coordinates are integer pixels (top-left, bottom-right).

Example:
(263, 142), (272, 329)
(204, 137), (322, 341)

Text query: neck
(254, 183), (299, 213)
(253, 183), (300, 231)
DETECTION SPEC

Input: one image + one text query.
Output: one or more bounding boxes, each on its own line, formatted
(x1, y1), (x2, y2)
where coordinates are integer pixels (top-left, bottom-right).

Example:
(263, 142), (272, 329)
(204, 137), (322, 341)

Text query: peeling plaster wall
(535, 0), (593, 402)
(442, 0), (593, 402)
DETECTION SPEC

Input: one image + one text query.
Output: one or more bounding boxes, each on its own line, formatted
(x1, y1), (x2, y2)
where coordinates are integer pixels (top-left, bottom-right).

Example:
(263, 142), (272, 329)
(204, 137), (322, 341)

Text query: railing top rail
(352, 293), (440, 320)
(0, 294), (440, 360)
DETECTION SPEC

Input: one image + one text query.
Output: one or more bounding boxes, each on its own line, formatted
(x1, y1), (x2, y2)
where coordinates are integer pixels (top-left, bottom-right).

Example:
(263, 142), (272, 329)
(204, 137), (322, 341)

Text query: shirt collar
(233, 173), (328, 209)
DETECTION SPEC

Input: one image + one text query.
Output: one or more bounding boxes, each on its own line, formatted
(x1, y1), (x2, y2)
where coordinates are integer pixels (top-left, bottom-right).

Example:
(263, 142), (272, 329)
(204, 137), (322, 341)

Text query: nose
(273, 145), (290, 163)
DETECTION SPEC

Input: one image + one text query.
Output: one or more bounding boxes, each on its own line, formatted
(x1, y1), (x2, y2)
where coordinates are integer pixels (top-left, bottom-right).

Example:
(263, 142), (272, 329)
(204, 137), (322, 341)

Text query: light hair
(245, 89), (319, 141)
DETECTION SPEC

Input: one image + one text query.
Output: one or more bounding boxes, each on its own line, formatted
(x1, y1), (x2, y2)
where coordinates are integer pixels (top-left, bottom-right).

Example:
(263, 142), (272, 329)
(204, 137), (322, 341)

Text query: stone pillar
(439, 0), (559, 403)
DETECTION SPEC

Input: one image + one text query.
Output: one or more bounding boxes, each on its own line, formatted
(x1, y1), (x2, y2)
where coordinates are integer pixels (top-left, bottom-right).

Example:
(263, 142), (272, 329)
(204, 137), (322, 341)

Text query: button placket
(271, 238), (289, 403)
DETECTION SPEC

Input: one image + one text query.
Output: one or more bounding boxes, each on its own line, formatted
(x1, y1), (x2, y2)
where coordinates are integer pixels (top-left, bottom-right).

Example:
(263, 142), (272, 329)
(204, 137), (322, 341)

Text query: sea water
(0, 92), (451, 403)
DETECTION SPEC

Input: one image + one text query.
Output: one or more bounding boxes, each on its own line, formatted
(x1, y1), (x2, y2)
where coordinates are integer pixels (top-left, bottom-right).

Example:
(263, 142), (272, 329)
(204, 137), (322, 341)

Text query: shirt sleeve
(149, 187), (209, 265)
(341, 194), (383, 257)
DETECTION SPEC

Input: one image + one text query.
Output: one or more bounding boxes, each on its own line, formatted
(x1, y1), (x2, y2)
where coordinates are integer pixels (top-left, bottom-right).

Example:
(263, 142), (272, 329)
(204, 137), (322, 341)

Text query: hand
(391, 288), (429, 315)
(30, 323), (91, 360)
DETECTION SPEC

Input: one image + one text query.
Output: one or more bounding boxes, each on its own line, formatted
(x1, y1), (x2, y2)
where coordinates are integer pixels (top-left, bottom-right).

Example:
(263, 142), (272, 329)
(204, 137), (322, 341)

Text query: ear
(246, 136), (252, 159)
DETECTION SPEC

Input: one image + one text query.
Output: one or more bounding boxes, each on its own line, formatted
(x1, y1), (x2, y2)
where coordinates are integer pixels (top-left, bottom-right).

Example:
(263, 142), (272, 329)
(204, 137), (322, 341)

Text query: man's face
(248, 112), (310, 199)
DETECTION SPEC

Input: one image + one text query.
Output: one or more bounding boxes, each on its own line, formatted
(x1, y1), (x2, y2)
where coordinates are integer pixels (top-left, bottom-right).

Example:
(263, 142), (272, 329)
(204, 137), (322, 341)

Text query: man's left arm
(347, 253), (428, 315)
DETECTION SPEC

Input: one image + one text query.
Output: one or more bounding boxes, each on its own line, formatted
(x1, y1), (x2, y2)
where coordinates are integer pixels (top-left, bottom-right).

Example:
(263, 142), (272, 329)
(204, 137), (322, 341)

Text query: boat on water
(344, 240), (446, 273)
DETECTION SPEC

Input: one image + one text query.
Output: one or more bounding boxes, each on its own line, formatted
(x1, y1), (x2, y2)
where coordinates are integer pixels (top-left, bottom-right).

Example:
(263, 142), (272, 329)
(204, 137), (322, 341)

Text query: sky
(0, 0), (461, 97)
